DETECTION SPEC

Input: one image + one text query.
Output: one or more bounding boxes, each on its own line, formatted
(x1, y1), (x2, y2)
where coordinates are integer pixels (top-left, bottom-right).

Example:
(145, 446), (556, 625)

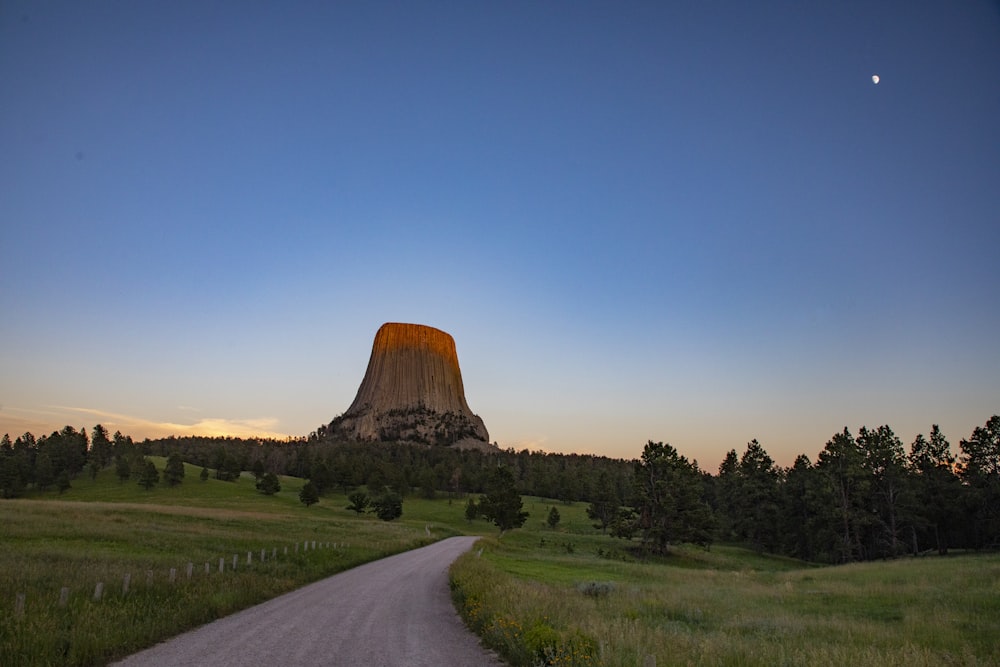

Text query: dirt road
(111, 536), (504, 667)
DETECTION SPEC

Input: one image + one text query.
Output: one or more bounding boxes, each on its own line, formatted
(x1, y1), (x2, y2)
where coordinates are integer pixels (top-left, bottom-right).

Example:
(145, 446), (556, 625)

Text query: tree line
(706, 418), (1000, 562)
(2, 415), (997, 563)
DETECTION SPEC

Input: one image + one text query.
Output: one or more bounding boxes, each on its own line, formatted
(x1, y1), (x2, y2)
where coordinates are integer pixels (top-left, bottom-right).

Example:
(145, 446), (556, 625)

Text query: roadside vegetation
(452, 500), (1000, 667)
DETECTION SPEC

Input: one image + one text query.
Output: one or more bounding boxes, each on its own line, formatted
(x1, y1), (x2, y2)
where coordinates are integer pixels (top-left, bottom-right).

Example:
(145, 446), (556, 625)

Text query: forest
(2, 414), (998, 564)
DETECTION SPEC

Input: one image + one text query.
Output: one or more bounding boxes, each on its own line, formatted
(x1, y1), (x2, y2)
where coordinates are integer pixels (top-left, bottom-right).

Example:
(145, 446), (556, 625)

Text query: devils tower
(325, 323), (493, 450)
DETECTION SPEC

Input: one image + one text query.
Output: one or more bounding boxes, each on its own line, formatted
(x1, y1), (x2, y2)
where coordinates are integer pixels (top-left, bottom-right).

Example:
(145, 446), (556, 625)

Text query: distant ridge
(326, 323), (494, 450)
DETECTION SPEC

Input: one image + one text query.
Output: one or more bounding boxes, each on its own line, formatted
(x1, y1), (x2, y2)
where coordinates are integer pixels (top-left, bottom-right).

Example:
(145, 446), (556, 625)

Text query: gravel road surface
(111, 536), (504, 667)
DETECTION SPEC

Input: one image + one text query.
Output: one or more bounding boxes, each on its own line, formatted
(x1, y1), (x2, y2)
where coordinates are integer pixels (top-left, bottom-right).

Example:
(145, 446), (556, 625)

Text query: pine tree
(138, 460), (159, 490)
(256, 472), (281, 495)
(299, 481), (319, 507)
(478, 466), (528, 533)
(163, 452), (185, 487)
(115, 456), (131, 483)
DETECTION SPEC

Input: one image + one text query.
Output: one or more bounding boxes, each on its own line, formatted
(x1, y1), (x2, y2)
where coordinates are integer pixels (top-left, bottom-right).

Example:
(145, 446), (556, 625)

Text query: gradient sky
(2, 1), (998, 468)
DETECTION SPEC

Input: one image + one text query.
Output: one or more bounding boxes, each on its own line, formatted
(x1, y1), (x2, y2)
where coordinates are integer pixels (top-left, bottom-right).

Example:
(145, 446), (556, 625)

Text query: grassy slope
(4, 467), (998, 666)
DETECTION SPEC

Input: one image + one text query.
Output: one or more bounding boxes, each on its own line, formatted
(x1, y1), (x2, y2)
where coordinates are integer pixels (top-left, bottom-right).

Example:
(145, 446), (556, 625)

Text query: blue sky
(2, 1), (998, 467)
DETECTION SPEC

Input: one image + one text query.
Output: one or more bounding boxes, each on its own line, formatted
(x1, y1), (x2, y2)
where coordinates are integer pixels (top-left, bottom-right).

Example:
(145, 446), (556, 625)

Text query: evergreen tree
(35, 452), (55, 491)
(90, 424), (113, 469)
(778, 454), (822, 560)
(372, 490), (403, 521)
(959, 415), (1000, 548)
(419, 468), (437, 499)
(115, 456), (131, 483)
(138, 459), (159, 490)
(909, 426), (963, 554)
(310, 461), (333, 494)
(163, 452), (185, 487)
(256, 471), (281, 495)
(479, 466), (529, 533)
(299, 481), (319, 507)
(857, 425), (910, 558)
(56, 469), (71, 494)
(464, 497), (479, 522)
(586, 471), (619, 534)
(630, 441), (714, 553)
(112, 431), (133, 461)
(816, 429), (869, 562)
(546, 506), (561, 530)
(714, 449), (740, 541)
(0, 436), (23, 498)
(734, 440), (782, 552)
(346, 490), (371, 515)
(200, 466), (210, 482)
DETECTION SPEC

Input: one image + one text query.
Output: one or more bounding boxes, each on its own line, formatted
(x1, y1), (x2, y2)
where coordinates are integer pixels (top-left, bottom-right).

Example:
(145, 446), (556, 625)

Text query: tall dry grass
(451, 528), (1000, 666)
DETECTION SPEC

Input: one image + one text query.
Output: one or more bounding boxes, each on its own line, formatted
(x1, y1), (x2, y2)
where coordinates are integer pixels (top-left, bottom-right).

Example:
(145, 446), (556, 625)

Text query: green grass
(6, 472), (999, 667)
(0, 461), (481, 666)
(451, 500), (1000, 666)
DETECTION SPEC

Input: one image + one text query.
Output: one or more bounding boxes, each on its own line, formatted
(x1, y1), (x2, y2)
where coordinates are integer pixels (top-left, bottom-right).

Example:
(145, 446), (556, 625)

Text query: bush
(256, 472), (281, 496)
(346, 490), (371, 515)
(372, 491), (403, 521)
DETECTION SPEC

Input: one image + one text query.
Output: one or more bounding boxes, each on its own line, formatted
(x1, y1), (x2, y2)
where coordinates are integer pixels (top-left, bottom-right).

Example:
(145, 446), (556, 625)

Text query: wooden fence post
(232, 555), (238, 570)
(260, 549), (265, 562)
(122, 573), (131, 595)
(93, 582), (104, 601)
(187, 562), (194, 579)
(218, 558), (224, 574)
(15, 592), (25, 617)
(247, 551), (252, 566)
(59, 587), (69, 607)
(205, 562), (210, 575)
(169, 568), (177, 583)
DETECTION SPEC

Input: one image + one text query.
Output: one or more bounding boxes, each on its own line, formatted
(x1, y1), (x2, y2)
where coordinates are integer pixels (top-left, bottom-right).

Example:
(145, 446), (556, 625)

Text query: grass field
(451, 500), (1000, 667)
(4, 467), (999, 666)
(0, 460), (476, 666)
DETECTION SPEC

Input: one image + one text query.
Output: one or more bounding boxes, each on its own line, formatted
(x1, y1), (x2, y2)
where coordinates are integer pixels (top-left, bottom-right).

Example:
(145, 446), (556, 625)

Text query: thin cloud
(0, 405), (292, 440)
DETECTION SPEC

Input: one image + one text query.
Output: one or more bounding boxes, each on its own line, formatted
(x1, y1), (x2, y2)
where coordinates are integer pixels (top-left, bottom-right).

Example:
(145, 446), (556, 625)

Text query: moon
(872, 74), (880, 84)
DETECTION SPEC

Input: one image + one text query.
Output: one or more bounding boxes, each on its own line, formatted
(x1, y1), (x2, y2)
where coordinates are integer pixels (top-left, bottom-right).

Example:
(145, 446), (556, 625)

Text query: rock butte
(326, 323), (493, 450)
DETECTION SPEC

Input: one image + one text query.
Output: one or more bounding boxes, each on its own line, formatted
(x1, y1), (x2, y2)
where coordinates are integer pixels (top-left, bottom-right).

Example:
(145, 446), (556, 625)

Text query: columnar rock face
(327, 323), (492, 449)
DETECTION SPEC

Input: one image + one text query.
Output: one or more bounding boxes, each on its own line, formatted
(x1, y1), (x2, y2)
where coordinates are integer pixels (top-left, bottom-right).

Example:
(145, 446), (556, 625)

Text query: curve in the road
(111, 535), (504, 667)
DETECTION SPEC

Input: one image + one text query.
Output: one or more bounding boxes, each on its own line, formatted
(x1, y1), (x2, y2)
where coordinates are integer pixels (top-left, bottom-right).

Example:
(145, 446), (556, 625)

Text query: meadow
(2, 463), (998, 666)
(451, 500), (1000, 666)
(0, 461), (471, 666)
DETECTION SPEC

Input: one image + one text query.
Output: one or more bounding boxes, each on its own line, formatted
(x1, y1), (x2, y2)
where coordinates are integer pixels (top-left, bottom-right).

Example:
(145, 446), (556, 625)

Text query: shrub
(372, 491), (403, 521)
(256, 472), (280, 496)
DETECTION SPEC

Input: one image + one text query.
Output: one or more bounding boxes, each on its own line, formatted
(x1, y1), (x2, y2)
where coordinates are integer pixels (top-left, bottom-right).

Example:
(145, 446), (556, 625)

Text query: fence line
(9, 534), (412, 617)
